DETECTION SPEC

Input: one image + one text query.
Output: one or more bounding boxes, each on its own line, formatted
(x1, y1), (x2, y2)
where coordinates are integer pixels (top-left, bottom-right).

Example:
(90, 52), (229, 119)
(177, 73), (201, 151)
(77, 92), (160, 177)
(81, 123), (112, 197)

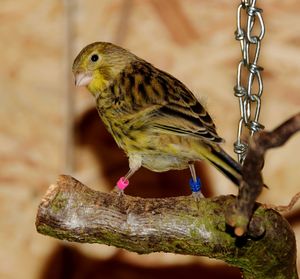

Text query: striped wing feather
(146, 62), (222, 143)
(117, 60), (224, 144)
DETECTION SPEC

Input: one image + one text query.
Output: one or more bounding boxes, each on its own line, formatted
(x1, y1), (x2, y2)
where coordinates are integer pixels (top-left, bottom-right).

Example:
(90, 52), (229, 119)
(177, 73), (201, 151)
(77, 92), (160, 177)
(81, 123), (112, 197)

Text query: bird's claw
(191, 191), (204, 202)
(111, 186), (124, 196)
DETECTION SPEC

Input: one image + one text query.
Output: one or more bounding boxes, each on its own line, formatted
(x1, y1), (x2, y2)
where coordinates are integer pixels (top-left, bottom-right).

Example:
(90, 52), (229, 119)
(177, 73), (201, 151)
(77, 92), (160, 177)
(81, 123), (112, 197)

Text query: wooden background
(0, 1), (299, 278)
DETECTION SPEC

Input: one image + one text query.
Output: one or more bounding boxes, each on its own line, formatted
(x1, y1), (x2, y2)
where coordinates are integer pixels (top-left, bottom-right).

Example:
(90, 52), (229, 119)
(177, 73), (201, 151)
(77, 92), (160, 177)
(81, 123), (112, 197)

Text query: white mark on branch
(65, 212), (84, 229)
(198, 224), (211, 240)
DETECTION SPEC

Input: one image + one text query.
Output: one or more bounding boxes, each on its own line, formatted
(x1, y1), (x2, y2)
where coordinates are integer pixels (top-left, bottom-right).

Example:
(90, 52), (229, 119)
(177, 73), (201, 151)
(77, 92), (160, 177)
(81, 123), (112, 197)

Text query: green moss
(50, 192), (68, 213)
(37, 224), (72, 240)
(189, 227), (198, 239)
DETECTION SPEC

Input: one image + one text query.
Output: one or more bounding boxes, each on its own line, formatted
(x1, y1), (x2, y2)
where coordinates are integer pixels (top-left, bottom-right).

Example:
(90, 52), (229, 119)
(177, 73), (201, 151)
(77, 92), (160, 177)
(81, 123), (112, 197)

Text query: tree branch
(226, 112), (300, 236)
(36, 175), (298, 279)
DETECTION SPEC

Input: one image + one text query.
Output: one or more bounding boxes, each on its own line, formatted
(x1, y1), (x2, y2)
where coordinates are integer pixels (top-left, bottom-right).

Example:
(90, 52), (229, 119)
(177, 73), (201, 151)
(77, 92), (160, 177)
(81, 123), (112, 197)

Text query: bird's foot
(191, 190), (204, 201)
(111, 186), (125, 196)
(111, 177), (129, 196)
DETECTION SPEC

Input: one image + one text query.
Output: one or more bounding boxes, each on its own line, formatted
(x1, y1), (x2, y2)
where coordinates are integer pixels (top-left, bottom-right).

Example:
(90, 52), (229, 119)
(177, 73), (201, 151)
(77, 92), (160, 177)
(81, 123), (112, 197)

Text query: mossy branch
(36, 175), (298, 279)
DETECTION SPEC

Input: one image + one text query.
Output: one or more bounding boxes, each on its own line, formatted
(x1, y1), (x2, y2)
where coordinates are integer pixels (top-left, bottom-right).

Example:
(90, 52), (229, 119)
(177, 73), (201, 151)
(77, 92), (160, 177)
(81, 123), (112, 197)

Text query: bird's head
(72, 42), (136, 94)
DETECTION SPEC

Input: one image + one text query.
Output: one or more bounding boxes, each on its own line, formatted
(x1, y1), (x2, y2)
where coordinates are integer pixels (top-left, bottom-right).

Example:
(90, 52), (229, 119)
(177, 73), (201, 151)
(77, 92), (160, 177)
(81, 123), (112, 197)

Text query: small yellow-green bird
(72, 42), (242, 196)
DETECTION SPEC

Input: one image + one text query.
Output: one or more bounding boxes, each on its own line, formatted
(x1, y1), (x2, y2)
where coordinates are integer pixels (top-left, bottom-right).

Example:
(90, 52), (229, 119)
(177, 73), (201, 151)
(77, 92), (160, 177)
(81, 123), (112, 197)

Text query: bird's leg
(113, 169), (135, 196)
(188, 163), (204, 200)
(113, 154), (142, 195)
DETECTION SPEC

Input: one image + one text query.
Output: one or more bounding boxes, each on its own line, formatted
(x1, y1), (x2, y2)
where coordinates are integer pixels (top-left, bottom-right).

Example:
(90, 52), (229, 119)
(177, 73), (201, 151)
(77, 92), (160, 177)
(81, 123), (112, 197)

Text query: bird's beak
(74, 71), (93, 87)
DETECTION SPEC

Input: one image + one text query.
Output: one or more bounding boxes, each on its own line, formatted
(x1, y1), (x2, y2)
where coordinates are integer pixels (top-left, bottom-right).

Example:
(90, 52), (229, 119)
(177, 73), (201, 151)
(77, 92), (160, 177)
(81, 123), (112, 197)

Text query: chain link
(233, 0), (265, 164)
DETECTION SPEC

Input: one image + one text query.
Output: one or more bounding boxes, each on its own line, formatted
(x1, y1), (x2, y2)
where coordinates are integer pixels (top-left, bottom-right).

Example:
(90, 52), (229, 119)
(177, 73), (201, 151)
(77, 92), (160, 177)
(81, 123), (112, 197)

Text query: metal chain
(233, 0), (265, 164)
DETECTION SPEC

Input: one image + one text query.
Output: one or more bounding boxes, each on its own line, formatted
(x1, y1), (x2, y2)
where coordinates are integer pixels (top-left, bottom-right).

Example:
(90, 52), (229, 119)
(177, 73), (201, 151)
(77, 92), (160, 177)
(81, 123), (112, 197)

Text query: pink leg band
(117, 177), (129, 190)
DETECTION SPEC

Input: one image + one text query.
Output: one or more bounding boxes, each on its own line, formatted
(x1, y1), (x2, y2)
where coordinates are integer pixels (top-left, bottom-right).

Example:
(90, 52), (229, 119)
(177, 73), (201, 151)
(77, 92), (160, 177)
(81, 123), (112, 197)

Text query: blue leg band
(189, 177), (202, 192)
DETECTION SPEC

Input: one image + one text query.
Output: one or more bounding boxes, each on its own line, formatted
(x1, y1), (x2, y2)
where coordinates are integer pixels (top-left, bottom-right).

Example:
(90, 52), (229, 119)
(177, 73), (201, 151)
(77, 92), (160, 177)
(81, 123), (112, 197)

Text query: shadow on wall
(74, 108), (215, 198)
(41, 245), (241, 279)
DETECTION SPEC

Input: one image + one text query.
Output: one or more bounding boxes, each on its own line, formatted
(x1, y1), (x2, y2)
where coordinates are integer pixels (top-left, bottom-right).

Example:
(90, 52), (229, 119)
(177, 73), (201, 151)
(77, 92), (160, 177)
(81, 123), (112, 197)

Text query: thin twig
(263, 192), (300, 213)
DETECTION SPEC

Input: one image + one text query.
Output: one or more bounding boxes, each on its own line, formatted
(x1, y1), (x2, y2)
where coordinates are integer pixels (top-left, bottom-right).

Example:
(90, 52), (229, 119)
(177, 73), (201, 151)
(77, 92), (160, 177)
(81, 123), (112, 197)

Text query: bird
(72, 42), (242, 197)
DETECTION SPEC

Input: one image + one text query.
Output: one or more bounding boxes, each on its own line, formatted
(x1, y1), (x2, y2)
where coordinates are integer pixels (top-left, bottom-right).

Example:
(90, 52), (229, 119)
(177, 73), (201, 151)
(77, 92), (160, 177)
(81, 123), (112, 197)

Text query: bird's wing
(114, 61), (223, 144)
(146, 68), (224, 144)
(150, 104), (223, 143)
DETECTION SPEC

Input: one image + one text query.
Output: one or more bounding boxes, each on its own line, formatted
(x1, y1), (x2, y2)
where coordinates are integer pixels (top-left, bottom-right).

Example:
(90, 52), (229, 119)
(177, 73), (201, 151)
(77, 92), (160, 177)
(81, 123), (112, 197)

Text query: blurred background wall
(0, 0), (299, 278)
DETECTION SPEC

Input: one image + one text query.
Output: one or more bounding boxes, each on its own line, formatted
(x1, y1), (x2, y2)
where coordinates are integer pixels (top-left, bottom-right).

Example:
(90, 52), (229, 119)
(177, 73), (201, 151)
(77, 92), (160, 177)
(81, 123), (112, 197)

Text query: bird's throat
(87, 71), (109, 96)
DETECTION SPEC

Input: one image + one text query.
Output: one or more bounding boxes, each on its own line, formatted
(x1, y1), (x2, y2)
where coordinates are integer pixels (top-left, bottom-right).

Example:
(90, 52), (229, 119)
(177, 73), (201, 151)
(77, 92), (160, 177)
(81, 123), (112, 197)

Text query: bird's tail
(203, 146), (242, 187)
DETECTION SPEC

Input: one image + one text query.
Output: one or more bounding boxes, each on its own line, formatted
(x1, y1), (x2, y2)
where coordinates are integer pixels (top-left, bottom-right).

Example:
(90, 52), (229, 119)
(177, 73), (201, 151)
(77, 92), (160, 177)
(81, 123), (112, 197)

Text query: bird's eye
(91, 54), (99, 62)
